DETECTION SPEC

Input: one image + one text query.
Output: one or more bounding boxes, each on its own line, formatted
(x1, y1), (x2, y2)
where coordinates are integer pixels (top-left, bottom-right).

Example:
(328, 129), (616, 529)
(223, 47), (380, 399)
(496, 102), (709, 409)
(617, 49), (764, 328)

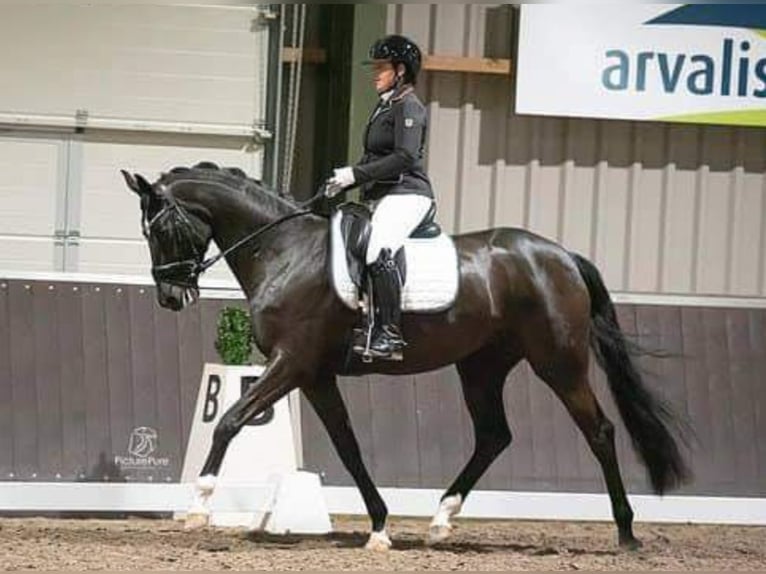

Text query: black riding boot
(365, 249), (406, 359)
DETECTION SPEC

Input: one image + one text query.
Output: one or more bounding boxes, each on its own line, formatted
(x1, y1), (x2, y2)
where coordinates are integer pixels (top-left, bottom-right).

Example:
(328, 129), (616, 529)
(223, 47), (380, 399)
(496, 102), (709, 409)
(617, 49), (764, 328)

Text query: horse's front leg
(302, 375), (391, 551)
(185, 349), (299, 530)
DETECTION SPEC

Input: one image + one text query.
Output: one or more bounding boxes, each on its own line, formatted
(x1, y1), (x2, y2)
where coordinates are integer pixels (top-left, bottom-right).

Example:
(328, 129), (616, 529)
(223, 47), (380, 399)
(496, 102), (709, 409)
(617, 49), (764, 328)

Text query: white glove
(325, 166), (355, 197)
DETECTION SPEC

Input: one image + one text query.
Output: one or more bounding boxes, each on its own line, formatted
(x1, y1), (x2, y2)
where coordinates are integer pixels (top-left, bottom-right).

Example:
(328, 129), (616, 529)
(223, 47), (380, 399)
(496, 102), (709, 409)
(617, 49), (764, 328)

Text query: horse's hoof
(427, 523), (452, 545)
(184, 512), (210, 530)
(365, 530), (392, 551)
(619, 535), (643, 551)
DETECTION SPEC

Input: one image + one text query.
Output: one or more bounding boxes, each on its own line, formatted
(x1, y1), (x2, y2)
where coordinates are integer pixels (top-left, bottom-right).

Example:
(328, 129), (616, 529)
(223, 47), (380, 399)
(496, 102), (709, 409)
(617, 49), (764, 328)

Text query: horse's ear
(134, 173), (154, 196)
(121, 169), (141, 194)
(121, 170), (154, 197)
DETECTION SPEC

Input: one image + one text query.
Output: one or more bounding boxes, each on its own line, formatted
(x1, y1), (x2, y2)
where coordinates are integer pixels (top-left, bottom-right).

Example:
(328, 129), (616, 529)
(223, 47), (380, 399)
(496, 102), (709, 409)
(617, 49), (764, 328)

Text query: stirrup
(368, 349), (403, 362)
(362, 342), (404, 362)
(351, 318), (376, 363)
(366, 330), (405, 361)
(352, 327), (404, 362)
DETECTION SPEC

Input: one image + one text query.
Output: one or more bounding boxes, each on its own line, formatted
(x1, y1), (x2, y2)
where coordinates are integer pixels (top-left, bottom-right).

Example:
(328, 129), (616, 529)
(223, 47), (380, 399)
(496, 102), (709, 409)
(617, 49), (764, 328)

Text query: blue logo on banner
(645, 5), (766, 31)
(602, 5), (766, 98)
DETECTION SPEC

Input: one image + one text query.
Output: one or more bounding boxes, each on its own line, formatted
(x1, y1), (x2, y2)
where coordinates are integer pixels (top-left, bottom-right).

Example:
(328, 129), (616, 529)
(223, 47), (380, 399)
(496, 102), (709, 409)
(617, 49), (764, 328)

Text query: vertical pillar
(346, 5), (387, 165)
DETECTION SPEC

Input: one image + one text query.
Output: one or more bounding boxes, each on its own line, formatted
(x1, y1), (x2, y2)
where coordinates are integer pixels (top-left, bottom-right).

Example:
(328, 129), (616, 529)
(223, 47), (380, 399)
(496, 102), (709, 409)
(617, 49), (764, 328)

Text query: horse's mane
(158, 161), (296, 211)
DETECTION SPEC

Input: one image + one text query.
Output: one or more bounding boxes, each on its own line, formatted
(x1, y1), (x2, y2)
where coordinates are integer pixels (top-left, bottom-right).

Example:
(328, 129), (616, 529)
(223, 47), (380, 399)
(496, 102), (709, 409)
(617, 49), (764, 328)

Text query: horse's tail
(571, 252), (690, 494)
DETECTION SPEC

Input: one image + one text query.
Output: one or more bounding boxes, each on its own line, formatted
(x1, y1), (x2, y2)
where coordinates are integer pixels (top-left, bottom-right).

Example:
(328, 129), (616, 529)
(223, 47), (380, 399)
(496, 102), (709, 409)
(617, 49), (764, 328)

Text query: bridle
(143, 195), (208, 289)
(143, 183), (327, 289)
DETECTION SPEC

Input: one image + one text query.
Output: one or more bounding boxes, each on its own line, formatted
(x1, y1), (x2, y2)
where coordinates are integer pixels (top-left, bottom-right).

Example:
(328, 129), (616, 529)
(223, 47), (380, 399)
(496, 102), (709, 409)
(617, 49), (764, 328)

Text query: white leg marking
(184, 475), (217, 530)
(365, 529), (392, 551)
(428, 494), (463, 545)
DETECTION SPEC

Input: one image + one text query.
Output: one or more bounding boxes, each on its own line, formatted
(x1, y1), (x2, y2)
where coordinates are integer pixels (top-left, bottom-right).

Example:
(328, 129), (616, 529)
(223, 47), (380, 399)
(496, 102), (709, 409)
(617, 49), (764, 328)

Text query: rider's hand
(325, 166), (355, 197)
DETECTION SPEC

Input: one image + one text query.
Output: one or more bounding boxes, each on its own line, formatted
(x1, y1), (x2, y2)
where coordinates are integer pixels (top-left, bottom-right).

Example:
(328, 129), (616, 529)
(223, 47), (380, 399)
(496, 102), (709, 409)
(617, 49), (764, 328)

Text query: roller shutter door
(0, 4), (268, 135)
(0, 135), (64, 272)
(0, 4), (271, 283)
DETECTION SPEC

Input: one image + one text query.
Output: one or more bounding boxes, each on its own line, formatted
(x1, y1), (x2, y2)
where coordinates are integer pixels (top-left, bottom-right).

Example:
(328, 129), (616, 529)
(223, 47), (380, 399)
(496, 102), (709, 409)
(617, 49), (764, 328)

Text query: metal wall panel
(0, 115), (264, 281)
(301, 304), (766, 498)
(386, 4), (766, 298)
(75, 133), (261, 282)
(0, 136), (63, 271)
(0, 5), (267, 131)
(0, 3), (269, 277)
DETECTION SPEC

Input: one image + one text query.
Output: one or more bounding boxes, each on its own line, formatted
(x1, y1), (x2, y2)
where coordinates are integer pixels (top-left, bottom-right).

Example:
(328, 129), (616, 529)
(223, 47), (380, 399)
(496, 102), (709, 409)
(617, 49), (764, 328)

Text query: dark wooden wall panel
(299, 379), (341, 486)
(526, 378), (558, 491)
(338, 377), (375, 487)
(505, 362), (537, 490)
(177, 301), (203, 445)
(414, 370), (447, 489)
(435, 366), (469, 488)
(128, 285), (158, 475)
(154, 293), (183, 480)
(178, 298), (250, 476)
(680, 307), (713, 490)
(104, 285), (133, 480)
(635, 304), (687, 494)
(0, 282), (12, 478)
(394, 378), (421, 487)
(705, 308), (737, 492)
(57, 283), (87, 480)
(752, 311), (766, 491)
(612, 305), (645, 490)
(368, 373), (399, 487)
(727, 309), (759, 493)
(32, 283), (61, 479)
(9, 282), (38, 479)
(81, 284), (112, 478)
(1, 277), (765, 500)
(303, 303), (766, 499)
(0, 279), (247, 484)
(575, 359), (602, 491)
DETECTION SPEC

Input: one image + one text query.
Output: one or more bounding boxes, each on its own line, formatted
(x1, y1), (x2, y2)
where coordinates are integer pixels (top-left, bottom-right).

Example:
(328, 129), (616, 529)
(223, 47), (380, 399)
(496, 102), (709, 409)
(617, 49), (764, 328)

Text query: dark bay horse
(121, 164), (688, 551)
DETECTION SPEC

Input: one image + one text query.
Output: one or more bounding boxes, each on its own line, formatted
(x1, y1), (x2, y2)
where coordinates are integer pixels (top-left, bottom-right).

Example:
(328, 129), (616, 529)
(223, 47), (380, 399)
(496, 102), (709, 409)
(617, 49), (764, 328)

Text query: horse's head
(121, 170), (212, 311)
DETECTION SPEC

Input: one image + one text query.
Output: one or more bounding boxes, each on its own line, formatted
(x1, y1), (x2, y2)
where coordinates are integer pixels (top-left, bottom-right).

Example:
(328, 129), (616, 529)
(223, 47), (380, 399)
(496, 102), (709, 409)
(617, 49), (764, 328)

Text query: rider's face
(372, 61), (398, 94)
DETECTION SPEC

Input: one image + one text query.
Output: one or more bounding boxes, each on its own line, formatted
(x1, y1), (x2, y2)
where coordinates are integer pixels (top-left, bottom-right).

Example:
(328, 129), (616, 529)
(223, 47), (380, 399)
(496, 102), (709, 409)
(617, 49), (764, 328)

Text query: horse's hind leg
(302, 374), (390, 551)
(429, 344), (517, 545)
(547, 372), (640, 549)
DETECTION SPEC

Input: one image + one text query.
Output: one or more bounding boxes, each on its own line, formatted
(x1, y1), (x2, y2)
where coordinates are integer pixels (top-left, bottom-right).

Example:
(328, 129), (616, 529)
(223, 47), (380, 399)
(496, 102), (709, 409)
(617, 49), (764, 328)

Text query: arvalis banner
(516, 5), (766, 127)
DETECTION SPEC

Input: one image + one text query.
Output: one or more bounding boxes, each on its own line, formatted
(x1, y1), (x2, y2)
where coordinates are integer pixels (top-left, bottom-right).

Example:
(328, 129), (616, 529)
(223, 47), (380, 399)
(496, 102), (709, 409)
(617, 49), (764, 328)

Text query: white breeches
(366, 194), (433, 264)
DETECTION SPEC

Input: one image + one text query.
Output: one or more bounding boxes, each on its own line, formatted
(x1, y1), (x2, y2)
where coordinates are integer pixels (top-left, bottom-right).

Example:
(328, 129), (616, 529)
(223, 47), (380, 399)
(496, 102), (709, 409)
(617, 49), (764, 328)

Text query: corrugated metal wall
(387, 4), (766, 297)
(0, 3), (267, 277)
(0, 5), (267, 131)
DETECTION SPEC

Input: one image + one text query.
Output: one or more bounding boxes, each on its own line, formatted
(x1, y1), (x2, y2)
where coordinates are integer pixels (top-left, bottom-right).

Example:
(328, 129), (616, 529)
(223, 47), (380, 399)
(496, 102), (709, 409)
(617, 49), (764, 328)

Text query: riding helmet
(367, 35), (422, 84)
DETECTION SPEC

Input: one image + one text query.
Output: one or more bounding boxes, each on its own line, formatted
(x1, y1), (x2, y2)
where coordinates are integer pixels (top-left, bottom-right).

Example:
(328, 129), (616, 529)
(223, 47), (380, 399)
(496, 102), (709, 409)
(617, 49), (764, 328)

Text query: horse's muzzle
(152, 260), (200, 289)
(157, 282), (199, 311)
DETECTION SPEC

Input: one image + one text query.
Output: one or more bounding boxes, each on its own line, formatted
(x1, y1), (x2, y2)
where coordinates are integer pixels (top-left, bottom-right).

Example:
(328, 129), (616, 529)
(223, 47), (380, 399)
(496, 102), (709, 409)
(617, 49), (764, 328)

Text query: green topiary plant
(214, 306), (253, 365)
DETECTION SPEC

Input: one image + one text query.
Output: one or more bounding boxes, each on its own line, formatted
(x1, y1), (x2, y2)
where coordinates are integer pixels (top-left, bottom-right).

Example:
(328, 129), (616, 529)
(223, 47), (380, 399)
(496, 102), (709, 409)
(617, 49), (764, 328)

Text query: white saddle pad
(330, 211), (459, 312)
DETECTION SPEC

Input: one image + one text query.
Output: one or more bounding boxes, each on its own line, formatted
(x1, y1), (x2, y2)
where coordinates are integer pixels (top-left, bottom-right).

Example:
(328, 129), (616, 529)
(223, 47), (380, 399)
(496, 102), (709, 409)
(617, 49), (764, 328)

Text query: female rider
(325, 34), (435, 360)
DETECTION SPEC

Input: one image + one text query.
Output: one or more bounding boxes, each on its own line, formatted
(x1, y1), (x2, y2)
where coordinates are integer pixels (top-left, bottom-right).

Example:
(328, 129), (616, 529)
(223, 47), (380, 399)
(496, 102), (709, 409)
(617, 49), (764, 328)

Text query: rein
(196, 207), (313, 273)
(147, 184), (327, 287)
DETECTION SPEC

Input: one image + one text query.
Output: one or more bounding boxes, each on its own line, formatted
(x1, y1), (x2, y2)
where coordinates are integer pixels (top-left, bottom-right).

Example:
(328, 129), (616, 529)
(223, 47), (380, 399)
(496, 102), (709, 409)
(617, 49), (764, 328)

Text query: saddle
(330, 202), (459, 313)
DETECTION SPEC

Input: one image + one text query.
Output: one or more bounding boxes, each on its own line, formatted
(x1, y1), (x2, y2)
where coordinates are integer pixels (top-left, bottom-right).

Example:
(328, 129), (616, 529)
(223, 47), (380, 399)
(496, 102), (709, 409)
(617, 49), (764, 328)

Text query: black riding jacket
(352, 87), (434, 202)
